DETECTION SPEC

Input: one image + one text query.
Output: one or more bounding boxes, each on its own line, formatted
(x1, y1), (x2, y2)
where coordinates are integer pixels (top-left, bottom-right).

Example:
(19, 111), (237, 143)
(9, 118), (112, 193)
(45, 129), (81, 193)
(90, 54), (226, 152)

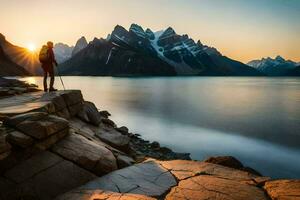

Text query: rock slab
(52, 133), (117, 175)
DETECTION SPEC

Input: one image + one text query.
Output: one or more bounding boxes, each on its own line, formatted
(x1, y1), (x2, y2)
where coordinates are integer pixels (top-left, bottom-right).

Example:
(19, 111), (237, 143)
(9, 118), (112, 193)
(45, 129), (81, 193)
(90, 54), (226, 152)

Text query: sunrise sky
(0, 0), (299, 62)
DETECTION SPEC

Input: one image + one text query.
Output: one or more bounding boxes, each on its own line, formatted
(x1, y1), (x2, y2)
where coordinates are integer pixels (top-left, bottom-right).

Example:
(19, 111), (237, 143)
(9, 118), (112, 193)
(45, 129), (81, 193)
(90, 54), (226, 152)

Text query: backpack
(39, 45), (49, 63)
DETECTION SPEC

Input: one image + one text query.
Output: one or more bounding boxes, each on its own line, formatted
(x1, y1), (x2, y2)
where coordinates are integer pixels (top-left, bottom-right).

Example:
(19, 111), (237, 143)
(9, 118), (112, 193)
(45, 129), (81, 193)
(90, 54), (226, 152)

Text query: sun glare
(27, 43), (37, 52)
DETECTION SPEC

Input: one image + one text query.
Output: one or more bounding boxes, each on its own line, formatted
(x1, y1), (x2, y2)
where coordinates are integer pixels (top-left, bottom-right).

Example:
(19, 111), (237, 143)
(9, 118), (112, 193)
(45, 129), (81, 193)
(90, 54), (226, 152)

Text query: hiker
(39, 41), (58, 92)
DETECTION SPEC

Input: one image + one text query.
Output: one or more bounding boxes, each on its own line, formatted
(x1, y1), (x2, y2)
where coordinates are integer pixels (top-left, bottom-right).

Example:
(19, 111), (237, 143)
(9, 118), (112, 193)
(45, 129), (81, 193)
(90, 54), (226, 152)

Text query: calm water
(20, 76), (300, 178)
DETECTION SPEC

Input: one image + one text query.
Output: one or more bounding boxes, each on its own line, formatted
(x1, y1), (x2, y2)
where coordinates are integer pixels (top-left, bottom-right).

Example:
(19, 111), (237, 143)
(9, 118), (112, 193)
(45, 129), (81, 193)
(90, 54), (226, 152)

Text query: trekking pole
(56, 65), (66, 90)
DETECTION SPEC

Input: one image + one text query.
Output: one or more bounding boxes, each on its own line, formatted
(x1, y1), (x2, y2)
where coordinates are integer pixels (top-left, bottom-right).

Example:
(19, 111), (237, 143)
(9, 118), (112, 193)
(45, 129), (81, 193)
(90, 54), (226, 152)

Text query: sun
(27, 43), (37, 52)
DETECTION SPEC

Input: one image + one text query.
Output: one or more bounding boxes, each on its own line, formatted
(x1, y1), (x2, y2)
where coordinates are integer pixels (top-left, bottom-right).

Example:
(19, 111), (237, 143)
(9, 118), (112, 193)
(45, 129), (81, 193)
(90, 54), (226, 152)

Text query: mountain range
(0, 24), (299, 76)
(247, 56), (300, 76)
(58, 24), (262, 76)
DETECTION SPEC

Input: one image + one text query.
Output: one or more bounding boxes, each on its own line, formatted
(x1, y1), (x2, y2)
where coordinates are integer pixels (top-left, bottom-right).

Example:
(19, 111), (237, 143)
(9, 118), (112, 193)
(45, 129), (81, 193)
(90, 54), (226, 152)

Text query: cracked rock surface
(264, 180), (300, 200)
(57, 159), (300, 200)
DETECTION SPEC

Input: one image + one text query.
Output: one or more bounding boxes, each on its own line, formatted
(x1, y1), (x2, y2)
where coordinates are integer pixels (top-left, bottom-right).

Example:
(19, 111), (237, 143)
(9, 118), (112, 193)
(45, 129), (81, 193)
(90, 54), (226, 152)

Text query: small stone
(7, 131), (34, 148)
(150, 141), (160, 149)
(99, 110), (111, 118)
(101, 118), (116, 127)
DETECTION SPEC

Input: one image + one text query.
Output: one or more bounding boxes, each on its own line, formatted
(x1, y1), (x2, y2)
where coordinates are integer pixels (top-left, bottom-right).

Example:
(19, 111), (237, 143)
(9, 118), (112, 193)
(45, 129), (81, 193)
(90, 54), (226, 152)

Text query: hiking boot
(49, 88), (58, 92)
(44, 88), (48, 92)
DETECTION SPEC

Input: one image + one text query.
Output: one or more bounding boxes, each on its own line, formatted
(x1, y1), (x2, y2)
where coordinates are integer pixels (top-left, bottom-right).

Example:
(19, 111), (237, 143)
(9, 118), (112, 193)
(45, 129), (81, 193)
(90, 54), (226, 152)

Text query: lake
(20, 76), (300, 178)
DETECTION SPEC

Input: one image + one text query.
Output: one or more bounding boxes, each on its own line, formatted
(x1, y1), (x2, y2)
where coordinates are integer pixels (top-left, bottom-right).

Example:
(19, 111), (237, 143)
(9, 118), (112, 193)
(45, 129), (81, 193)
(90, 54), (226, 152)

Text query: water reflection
(20, 76), (300, 178)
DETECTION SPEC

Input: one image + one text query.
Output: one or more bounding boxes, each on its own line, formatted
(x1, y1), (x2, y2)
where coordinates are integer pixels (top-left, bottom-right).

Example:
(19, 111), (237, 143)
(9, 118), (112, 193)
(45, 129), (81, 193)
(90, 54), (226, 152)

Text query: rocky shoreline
(0, 78), (299, 200)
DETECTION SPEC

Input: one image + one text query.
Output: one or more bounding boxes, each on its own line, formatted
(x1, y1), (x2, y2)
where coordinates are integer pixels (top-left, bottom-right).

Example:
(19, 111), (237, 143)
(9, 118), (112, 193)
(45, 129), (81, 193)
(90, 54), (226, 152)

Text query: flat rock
(0, 90), (83, 117)
(264, 179), (300, 200)
(7, 130), (34, 148)
(77, 101), (102, 126)
(56, 190), (156, 200)
(4, 151), (63, 183)
(165, 175), (268, 200)
(2, 150), (97, 200)
(16, 115), (69, 139)
(158, 160), (270, 185)
(52, 133), (117, 175)
(3, 112), (48, 127)
(78, 160), (177, 197)
(0, 92), (52, 115)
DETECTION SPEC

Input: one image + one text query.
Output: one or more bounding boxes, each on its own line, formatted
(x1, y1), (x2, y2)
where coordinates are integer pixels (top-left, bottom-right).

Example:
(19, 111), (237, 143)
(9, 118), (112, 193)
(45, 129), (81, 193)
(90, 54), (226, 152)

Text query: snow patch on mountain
(150, 30), (197, 75)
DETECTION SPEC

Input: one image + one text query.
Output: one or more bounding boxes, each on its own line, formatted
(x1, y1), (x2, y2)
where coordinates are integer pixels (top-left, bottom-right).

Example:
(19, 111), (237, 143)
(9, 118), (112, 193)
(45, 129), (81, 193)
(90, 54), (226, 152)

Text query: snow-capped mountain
(59, 24), (261, 76)
(53, 43), (74, 64)
(72, 36), (88, 56)
(247, 56), (299, 76)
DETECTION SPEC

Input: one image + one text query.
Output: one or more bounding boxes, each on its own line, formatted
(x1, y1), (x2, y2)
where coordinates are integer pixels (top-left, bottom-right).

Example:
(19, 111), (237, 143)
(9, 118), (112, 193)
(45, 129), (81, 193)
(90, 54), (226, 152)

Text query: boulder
(16, 115), (69, 139)
(52, 133), (117, 175)
(60, 90), (83, 106)
(150, 141), (160, 149)
(264, 180), (300, 200)
(95, 128), (130, 152)
(40, 92), (67, 111)
(68, 102), (83, 117)
(205, 156), (262, 176)
(34, 128), (69, 150)
(116, 126), (129, 135)
(3, 112), (48, 127)
(77, 101), (101, 126)
(7, 131), (34, 148)
(204, 156), (244, 169)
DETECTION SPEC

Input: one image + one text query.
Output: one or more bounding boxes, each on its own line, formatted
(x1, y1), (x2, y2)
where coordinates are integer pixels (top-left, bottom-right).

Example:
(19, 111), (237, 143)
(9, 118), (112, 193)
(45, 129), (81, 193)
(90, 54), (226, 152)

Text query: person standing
(39, 41), (58, 92)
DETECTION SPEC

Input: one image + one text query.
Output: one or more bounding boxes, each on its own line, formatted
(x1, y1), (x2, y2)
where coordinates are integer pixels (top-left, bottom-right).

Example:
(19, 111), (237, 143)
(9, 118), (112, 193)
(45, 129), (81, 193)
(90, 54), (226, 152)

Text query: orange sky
(0, 0), (299, 63)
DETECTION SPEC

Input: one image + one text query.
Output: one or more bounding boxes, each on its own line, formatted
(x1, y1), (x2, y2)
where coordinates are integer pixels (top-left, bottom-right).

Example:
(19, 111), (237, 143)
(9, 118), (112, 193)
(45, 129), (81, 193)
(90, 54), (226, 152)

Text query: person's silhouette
(39, 41), (58, 92)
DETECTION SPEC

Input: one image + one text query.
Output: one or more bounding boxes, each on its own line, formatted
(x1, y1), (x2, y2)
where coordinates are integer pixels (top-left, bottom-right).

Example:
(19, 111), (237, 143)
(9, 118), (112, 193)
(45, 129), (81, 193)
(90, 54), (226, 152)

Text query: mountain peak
(275, 55), (285, 62)
(164, 27), (176, 34)
(72, 36), (88, 56)
(145, 28), (155, 40)
(129, 23), (146, 38)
